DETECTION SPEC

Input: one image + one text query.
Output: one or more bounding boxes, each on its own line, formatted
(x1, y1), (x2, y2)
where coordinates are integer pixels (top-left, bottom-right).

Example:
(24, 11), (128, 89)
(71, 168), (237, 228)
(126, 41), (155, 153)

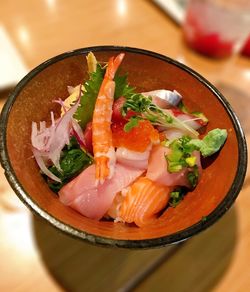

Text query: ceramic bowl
(0, 46), (247, 248)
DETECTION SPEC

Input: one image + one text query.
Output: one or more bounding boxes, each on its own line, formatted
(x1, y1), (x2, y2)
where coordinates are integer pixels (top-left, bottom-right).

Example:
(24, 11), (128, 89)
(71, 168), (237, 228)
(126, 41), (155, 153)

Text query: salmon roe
(112, 120), (159, 152)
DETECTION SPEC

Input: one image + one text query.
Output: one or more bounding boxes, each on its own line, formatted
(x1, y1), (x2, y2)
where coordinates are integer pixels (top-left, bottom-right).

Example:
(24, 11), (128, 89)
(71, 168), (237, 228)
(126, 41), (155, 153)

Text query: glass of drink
(241, 35), (250, 56)
(183, 0), (250, 58)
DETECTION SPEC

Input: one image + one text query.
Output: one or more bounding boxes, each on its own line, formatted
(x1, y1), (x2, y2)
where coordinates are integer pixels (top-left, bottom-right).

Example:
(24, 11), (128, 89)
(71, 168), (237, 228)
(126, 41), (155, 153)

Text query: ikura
(112, 120), (159, 152)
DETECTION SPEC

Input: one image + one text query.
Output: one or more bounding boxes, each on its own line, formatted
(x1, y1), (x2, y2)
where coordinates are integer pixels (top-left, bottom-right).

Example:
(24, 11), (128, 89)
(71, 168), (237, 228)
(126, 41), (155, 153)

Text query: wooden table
(1, 1), (250, 291)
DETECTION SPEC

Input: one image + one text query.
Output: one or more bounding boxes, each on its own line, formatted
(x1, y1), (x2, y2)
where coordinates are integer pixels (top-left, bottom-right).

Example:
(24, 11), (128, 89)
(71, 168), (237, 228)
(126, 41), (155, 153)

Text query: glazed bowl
(0, 46), (247, 248)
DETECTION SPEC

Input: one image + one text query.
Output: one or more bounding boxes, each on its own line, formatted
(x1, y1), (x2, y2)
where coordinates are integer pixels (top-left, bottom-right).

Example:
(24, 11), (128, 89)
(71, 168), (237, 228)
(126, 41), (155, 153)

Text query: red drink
(183, 0), (250, 58)
(241, 36), (250, 56)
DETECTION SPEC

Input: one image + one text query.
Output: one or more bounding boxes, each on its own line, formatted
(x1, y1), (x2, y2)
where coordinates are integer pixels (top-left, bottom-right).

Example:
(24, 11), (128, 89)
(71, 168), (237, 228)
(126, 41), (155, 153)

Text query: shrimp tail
(105, 53), (125, 79)
(92, 53), (125, 184)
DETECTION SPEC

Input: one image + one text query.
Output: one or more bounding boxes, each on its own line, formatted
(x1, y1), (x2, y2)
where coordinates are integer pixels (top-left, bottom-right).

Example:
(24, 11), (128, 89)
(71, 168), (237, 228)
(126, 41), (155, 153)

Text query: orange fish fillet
(118, 177), (170, 227)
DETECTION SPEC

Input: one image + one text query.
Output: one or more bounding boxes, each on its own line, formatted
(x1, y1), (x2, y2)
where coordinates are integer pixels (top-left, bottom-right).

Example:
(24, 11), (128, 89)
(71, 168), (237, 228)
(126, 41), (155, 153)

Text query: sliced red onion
(48, 99), (80, 169)
(54, 98), (68, 113)
(31, 97), (81, 176)
(31, 116), (56, 152)
(72, 118), (85, 147)
(32, 148), (61, 182)
(142, 89), (182, 108)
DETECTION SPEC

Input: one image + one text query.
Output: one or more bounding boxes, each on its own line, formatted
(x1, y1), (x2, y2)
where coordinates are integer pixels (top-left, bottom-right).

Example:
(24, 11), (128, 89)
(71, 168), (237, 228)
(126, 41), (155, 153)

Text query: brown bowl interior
(6, 50), (238, 242)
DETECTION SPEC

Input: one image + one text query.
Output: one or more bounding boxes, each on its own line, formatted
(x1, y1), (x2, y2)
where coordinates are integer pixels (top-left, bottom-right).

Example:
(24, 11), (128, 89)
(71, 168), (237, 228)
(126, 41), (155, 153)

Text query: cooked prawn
(118, 177), (171, 227)
(92, 53), (125, 184)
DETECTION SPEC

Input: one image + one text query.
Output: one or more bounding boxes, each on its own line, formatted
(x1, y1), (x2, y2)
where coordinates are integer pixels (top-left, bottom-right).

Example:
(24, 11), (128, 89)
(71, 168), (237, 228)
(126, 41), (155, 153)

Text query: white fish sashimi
(116, 147), (151, 170)
(59, 163), (144, 220)
(174, 113), (203, 130)
(161, 129), (185, 142)
(142, 89), (182, 108)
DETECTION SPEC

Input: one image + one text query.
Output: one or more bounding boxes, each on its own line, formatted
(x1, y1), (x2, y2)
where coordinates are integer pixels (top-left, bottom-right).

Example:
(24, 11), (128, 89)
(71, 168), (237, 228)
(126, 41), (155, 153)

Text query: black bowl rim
(0, 45), (248, 249)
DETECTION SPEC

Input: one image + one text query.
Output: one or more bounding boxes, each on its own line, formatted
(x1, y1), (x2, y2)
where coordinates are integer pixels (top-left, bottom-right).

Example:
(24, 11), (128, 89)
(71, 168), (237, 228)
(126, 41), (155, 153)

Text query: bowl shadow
(32, 205), (238, 292)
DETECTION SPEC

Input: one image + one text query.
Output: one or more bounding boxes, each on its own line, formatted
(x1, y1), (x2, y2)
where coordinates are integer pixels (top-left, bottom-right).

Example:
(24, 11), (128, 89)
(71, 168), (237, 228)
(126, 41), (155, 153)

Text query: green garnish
(178, 100), (189, 113)
(114, 73), (135, 100)
(165, 136), (196, 173)
(185, 156), (197, 167)
(165, 128), (227, 174)
(123, 116), (142, 132)
(47, 137), (93, 192)
(169, 187), (187, 207)
(192, 111), (209, 124)
(187, 165), (199, 188)
(122, 93), (199, 137)
(74, 64), (105, 129)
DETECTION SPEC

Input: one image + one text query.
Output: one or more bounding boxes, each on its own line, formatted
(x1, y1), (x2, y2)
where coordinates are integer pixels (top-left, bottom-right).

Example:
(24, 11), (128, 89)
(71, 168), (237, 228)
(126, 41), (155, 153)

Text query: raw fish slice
(162, 129), (185, 142)
(167, 108), (207, 130)
(118, 177), (170, 227)
(142, 89), (182, 108)
(146, 145), (201, 188)
(59, 163), (144, 220)
(116, 147), (151, 170)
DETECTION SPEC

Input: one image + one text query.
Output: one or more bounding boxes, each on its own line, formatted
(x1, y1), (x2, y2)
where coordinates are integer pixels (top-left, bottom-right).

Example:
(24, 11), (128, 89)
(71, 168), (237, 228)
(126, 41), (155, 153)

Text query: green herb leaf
(187, 165), (199, 188)
(188, 128), (227, 157)
(74, 64), (105, 129)
(114, 73), (135, 100)
(169, 187), (187, 207)
(123, 116), (142, 132)
(165, 136), (196, 173)
(192, 111), (209, 123)
(178, 100), (189, 113)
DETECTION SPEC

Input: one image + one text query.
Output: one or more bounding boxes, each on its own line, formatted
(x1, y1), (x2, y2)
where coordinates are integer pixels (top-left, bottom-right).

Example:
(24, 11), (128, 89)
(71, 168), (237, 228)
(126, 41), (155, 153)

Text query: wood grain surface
(1, 0), (250, 291)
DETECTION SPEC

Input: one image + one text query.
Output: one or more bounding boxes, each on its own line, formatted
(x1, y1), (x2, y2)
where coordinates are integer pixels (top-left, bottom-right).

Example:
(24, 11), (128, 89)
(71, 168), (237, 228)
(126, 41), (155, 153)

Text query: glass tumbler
(241, 35), (250, 56)
(183, 0), (250, 58)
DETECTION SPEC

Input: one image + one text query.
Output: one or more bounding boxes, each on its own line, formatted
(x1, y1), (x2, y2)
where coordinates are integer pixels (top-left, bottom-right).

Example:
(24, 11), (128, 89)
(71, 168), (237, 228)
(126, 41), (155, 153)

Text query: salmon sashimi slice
(118, 177), (170, 227)
(59, 163), (144, 220)
(146, 145), (201, 188)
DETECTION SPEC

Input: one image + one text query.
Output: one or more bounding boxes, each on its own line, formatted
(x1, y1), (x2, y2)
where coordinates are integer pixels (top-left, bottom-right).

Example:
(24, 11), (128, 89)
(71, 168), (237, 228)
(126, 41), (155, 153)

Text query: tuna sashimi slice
(146, 145), (201, 188)
(59, 163), (144, 220)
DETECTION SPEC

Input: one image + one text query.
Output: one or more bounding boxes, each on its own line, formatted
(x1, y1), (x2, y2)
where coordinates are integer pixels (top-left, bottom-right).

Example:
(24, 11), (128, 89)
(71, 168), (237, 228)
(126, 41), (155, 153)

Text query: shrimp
(92, 53), (125, 184)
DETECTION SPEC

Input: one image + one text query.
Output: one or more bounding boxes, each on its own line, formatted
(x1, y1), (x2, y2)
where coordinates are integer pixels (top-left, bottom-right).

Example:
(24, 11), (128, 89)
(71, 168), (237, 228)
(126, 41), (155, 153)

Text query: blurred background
(0, 0), (250, 291)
